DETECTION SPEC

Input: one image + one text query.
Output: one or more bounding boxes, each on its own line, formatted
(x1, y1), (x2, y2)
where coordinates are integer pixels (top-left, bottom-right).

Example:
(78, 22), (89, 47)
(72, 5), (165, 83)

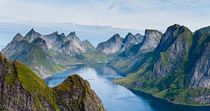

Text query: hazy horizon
(1, 0), (210, 49)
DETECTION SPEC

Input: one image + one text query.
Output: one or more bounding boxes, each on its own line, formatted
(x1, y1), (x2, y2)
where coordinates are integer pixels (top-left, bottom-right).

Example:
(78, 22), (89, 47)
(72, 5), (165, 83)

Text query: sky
(0, 0), (210, 48)
(0, 0), (210, 30)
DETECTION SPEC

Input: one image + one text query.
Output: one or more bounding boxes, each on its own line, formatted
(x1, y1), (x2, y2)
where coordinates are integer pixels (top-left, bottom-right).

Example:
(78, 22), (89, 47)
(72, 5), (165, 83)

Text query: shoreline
(127, 87), (210, 107)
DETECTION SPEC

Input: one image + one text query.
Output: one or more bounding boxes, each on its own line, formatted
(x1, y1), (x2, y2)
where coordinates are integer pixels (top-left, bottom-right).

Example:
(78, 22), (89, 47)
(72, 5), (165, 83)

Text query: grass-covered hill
(0, 52), (105, 111)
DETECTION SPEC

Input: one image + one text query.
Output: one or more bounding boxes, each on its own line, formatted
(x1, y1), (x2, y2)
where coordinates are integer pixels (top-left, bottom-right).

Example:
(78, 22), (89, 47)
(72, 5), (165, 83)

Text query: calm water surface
(44, 64), (210, 111)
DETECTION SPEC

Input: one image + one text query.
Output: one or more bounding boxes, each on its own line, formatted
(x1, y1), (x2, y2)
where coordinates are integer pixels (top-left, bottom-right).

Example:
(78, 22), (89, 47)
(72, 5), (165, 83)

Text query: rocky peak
(51, 31), (59, 35)
(60, 33), (65, 37)
(156, 24), (191, 52)
(31, 38), (48, 51)
(12, 33), (24, 42)
(96, 33), (123, 54)
(82, 40), (95, 51)
(121, 32), (142, 51)
(110, 33), (122, 41)
(139, 29), (162, 53)
(66, 31), (79, 40)
(153, 24), (193, 78)
(25, 28), (41, 43)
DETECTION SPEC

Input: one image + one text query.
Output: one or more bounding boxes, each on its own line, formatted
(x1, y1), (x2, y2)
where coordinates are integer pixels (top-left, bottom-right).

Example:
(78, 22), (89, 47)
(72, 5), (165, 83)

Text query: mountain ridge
(0, 52), (105, 111)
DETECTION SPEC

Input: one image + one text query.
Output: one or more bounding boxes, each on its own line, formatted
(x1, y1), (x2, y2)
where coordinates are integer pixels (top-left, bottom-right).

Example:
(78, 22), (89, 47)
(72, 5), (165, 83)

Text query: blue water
(44, 64), (210, 111)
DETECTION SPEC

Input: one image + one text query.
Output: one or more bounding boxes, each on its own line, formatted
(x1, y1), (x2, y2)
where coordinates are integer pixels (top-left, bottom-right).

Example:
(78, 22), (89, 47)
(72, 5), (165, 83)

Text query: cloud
(0, 0), (209, 31)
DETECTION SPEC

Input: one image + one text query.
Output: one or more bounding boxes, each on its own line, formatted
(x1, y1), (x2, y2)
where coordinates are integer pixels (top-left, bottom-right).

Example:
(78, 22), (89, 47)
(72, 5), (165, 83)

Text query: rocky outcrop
(97, 34), (123, 54)
(153, 24), (193, 78)
(54, 75), (105, 111)
(58, 32), (87, 56)
(121, 33), (142, 52)
(188, 30), (210, 89)
(1, 33), (29, 58)
(25, 28), (41, 43)
(82, 40), (95, 52)
(139, 29), (162, 53)
(0, 53), (105, 111)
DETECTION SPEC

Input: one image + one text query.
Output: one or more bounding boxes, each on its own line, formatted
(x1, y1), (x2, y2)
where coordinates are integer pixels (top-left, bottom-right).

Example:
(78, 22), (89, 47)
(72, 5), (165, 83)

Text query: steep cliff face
(188, 30), (210, 89)
(58, 32), (87, 56)
(153, 25), (193, 78)
(139, 29), (162, 53)
(97, 34), (123, 54)
(25, 28), (41, 43)
(114, 24), (210, 105)
(1, 33), (29, 58)
(40, 32), (64, 50)
(111, 29), (161, 72)
(0, 53), (105, 111)
(121, 33), (142, 52)
(82, 40), (95, 52)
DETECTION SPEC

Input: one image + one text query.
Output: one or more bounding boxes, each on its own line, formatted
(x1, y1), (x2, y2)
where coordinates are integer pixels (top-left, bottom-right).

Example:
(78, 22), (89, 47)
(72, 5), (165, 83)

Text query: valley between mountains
(1, 24), (210, 107)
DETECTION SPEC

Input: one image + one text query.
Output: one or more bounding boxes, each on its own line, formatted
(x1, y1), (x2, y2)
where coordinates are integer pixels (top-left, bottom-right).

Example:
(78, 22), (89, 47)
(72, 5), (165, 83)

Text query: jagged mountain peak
(108, 33), (122, 42)
(156, 24), (192, 52)
(51, 31), (59, 35)
(12, 33), (24, 42)
(127, 32), (133, 36)
(112, 33), (121, 38)
(145, 29), (162, 36)
(138, 29), (162, 53)
(25, 28), (41, 43)
(66, 31), (81, 41)
(67, 31), (76, 37)
(60, 33), (65, 37)
(96, 33), (123, 54)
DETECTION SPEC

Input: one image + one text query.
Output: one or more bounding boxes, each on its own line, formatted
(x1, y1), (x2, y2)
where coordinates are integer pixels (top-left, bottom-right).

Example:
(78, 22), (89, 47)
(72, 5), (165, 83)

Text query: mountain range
(1, 24), (210, 105)
(114, 24), (210, 105)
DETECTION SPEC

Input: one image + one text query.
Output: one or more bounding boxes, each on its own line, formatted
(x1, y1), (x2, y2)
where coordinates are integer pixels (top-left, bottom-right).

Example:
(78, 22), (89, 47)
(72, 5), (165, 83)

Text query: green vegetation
(14, 60), (60, 110)
(114, 25), (210, 105)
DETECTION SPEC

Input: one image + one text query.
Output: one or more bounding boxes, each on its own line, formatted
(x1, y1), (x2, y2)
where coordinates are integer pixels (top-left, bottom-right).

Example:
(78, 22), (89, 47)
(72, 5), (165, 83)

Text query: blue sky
(0, 0), (210, 49)
(0, 0), (210, 30)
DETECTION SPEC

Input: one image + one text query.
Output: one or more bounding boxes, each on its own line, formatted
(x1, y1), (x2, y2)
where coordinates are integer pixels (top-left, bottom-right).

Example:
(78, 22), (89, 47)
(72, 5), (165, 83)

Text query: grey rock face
(58, 32), (87, 56)
(40, 32), (63, 50)
(82, 40), (95, 52)
(190, 43), (210, 88)
(189, 30), (210, 89)
(97, 34), (123, 54)
(2, 29), (95, 78)
(153, 25), (193, 78)
(1, 33), (29, 58)
(139, 29), (162, 53)
(25, 28), (41, 43)
(121, 33), (142, 52)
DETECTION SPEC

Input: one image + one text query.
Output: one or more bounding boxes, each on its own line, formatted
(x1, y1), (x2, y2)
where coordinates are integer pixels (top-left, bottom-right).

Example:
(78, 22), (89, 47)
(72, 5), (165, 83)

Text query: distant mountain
(114, 24), (210, 105)
(97, 32), (144, 55)
(0, 52), (105, 111)
(1, 29), (96, 78)
(96, 34), (123, 54)
(110, 29), (162, 72)
(139, 29), (162, 53)
(121, 32), (143, 52)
